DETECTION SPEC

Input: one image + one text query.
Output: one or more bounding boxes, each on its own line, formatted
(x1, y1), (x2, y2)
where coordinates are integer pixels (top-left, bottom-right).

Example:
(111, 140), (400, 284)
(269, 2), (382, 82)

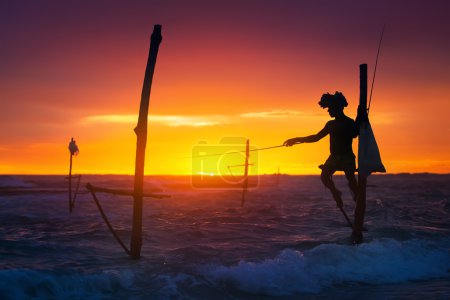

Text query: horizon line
(1, 172), (449, 177)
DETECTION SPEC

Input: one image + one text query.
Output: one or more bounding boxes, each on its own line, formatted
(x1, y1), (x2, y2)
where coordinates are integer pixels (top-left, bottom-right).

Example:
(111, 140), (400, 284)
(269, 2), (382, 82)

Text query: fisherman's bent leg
(320, 168), (343, 207)
(344, 170), (358, 202)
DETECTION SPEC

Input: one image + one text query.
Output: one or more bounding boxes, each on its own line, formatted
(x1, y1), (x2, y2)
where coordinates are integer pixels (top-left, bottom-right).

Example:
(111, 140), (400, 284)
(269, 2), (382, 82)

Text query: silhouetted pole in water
(68, 137), (79, 212)
(69, 143), (73, 212)
(275, 166), (280, 186)
(241, 139), (250, 207)
(354, 64), (368, 239)
(131, 25), (162, 259)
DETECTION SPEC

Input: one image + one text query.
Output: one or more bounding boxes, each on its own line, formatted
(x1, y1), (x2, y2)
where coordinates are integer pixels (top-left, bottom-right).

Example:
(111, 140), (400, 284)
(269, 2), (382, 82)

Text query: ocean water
(0, 174), (449, 299)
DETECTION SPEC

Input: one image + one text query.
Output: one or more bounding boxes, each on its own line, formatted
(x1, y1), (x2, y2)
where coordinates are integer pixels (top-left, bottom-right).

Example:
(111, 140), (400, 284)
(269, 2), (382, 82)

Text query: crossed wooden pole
(85, 25), (168, 259)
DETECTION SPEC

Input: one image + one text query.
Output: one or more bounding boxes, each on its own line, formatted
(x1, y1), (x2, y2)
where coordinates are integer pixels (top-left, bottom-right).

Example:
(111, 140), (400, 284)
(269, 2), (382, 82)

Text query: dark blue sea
(1, 174), (449, 299)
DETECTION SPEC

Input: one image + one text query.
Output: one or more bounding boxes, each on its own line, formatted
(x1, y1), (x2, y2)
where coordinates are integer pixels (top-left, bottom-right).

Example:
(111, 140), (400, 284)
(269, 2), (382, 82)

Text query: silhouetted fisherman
(68, 138), (79, 156)
(283, 92), (358, 208)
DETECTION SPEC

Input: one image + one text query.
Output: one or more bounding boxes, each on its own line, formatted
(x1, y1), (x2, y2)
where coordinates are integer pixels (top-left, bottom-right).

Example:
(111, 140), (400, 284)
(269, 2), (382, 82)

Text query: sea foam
(203, 238), (450, 296)
(0, 269), (136, 299)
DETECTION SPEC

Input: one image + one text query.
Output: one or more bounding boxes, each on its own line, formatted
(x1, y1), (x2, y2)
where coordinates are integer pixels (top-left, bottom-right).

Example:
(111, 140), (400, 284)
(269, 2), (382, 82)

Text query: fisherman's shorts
(320, 154), (356, 172)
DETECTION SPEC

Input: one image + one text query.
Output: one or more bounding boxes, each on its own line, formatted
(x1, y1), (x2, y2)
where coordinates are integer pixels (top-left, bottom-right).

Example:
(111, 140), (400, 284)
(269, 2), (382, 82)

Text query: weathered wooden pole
(354, 64), (368, 241)
(130, 25), (162, 259)
(69, 149), (73, 212)
(241, 139), (250, 207)
(275, 166), (280, 186)
(68, 137), (79, 212)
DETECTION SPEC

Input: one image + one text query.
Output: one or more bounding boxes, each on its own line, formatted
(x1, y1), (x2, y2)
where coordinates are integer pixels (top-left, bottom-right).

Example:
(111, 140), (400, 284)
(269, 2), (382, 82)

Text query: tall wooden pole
(241, 139), (250, 207)
(354, 64), (368, 240)
(69, 149), (73, 212)
(130, 25), (162, 259)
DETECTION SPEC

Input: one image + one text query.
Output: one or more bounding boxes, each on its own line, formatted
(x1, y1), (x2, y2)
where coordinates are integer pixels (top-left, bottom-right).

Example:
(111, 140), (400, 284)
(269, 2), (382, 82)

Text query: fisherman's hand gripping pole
(283, 138), (303, 147)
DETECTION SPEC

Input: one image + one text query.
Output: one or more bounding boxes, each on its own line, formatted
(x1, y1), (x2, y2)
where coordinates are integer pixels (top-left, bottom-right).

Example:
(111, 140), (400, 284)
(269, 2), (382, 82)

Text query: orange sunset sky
(1, 0), (449, 175)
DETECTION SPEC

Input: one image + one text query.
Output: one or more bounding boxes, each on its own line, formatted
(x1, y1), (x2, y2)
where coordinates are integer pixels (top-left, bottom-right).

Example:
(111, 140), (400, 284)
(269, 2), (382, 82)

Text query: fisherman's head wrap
(318, 92), (348, 109)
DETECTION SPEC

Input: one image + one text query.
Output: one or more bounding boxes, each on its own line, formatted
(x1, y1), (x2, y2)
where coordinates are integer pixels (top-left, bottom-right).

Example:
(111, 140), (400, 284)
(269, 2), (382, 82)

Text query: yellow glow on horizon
(1, 107), (449, 175)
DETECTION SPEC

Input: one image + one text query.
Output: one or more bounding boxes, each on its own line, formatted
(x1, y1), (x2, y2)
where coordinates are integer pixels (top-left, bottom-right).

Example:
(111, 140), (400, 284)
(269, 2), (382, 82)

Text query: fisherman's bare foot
(332, 190), (343, 208)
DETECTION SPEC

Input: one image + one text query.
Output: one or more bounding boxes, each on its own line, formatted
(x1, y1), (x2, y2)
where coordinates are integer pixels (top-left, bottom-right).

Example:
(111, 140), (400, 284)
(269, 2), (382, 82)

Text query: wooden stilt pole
(69, 150), (73, 212)
(275, 166), (280, 186)
(87, 184), (132, 256)
(68, 137), (79, 212)
(354, 64), (368, 241)
(241, 139), (250, 207)
(130, 25), (162, 259)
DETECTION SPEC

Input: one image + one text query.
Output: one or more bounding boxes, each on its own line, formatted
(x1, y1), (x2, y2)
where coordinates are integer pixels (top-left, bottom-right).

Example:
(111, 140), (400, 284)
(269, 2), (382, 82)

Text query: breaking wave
(203, 238), (450, 295)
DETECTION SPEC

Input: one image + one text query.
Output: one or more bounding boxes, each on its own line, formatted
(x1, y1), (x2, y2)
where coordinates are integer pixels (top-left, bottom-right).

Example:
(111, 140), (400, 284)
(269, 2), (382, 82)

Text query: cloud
(151, 115), (225, 127)
(84, 115), (136, 124)
(239, 110), (402, 125)
(82, 114), (227, 127)
(240, 110), (303, 118)
(82, 109), (324, 127)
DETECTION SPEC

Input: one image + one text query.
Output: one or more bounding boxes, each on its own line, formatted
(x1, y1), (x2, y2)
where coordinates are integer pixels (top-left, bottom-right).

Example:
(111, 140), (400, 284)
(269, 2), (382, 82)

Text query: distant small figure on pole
(283, 92), (359, 211)
(69, 138), (79, 156)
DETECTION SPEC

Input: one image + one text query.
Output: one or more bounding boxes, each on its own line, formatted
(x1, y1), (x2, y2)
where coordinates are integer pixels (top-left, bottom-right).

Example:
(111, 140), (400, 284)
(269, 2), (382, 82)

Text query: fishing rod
(367, 24), (385, 114)
(188, 144), (285, 159)
(250, 144), (285, 152)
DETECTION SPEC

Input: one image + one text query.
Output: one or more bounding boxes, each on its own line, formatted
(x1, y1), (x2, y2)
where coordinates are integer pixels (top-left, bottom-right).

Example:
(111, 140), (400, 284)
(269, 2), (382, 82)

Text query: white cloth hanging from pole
(358, 120), (385, 177)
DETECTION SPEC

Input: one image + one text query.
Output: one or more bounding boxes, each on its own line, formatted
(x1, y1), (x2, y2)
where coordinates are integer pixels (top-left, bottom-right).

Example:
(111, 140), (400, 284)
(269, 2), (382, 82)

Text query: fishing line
(184, 144), (285, 159)
(367, 24), (386, 114)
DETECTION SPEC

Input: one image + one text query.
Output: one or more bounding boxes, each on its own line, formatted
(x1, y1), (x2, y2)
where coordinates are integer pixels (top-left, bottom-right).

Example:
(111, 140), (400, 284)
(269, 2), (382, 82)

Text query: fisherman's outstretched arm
(283, 124), (329, 147)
